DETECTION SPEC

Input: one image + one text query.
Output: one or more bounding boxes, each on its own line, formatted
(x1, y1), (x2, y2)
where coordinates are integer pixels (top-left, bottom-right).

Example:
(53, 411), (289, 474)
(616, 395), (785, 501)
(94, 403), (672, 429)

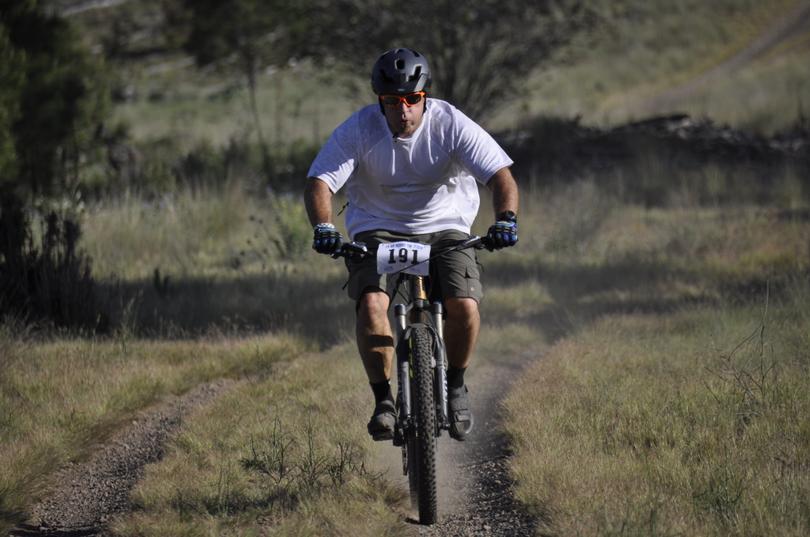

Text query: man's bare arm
(487, 167), (519, 218)
(304, 177), (333, 226)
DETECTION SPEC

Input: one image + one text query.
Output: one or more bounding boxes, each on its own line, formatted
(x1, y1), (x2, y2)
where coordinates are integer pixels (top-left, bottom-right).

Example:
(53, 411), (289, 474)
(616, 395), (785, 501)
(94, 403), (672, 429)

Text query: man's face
(379, 92), (426, 138)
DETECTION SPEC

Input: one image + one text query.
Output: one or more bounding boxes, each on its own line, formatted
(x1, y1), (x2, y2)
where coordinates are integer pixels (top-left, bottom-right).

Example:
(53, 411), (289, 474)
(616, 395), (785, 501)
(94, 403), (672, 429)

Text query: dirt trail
(638, 0), (810, 114)
(375, 347), (542, 536)
(9, 340), (542, 537)
(9, 379), (237, 537)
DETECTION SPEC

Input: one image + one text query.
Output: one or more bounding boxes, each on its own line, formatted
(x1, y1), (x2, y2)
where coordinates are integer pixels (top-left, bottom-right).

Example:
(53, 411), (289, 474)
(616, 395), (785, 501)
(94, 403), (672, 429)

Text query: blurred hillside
(494, 0), (810, 133)
(24, 2), (803, 202)
(49, 0), (810, 142)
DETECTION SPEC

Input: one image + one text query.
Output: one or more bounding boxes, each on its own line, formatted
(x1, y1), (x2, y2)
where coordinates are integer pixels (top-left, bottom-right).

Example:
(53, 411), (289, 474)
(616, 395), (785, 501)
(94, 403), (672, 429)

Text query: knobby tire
(408, 325), (438, 524)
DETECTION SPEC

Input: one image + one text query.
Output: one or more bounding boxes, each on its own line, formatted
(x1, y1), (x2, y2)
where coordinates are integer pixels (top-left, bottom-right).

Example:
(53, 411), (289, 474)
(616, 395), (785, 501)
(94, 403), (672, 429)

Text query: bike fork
(433, 302), (449, 432)
(394, 304), (411, 443)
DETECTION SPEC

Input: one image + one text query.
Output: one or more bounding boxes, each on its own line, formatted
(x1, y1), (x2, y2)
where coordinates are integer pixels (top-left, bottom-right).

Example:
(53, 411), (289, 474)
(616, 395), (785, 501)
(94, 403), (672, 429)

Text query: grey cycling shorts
(345, 229), (483, 304)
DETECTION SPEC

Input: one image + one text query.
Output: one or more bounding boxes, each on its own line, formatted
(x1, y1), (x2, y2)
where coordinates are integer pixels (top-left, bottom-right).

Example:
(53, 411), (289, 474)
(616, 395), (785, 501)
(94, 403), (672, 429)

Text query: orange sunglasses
(379, 91), (426, 107)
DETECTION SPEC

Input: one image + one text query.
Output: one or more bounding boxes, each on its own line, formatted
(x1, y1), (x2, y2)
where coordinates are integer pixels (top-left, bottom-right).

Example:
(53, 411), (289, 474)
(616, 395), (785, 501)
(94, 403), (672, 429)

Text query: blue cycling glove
(487, 211), (518, 249)
(312, 223), (342, 254)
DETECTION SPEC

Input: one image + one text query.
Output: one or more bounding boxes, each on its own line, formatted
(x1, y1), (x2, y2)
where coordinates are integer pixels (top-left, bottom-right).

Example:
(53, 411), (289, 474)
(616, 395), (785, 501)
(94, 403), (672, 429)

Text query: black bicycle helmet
(371, 48), (431, 95)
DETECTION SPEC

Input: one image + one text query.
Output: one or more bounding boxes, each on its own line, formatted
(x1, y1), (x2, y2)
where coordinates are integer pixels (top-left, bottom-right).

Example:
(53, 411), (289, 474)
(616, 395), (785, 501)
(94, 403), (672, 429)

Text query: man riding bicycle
(304, 48), (519, 442)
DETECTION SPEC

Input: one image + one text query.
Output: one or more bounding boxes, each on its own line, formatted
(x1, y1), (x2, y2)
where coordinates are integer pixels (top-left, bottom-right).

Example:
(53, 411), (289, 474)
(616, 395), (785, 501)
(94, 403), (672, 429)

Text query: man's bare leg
(443, 297), (479, 440)
(356, 290), (394, 382)
(444, 297), (480, 370)
(357, 289), (396, 439)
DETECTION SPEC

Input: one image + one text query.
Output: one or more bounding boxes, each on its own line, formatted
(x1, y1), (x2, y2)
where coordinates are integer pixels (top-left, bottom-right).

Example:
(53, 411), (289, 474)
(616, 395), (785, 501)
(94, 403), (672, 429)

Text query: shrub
(0, 194), (104, 330)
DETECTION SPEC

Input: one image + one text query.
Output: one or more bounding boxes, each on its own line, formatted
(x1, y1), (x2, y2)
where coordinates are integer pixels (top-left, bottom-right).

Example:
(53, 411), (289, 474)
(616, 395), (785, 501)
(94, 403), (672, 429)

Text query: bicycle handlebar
(332, 241), (370, 259)
(331, 235), (493, 260)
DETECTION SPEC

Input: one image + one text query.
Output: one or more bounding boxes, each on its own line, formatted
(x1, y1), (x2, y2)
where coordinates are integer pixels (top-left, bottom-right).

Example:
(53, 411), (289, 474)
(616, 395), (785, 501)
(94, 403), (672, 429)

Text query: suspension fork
(394, 275), (429, 427)
(433, 301), (449, 431)
(395, 276), (448, 433)
(394, 303), (411, 426)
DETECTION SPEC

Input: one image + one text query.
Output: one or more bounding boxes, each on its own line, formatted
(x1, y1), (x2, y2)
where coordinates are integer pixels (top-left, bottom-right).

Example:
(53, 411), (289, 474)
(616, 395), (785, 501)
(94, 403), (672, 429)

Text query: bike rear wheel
(406, 325), (438, 524)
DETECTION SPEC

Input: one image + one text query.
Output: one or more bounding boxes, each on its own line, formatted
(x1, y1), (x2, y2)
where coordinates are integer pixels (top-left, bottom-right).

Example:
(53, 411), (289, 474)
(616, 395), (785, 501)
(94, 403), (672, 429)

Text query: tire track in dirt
(9, 379), (239, 537)
(375, 349), (542, 536)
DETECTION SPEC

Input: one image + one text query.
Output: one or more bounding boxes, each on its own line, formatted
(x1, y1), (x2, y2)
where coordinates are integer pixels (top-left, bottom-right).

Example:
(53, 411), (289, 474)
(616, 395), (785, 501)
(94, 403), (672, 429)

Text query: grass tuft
(109, 345), (406, 536)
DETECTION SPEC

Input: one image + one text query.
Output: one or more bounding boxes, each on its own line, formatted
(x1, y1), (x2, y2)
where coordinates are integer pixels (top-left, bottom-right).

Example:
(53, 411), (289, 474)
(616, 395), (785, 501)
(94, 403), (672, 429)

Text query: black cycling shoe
(367, 399), (396, 441)
(448, 385), (474, 441)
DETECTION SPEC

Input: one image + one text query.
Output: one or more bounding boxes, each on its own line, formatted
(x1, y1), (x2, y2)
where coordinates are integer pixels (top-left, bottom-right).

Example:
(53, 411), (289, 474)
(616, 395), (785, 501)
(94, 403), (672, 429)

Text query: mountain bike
(335, 235), (491, 525)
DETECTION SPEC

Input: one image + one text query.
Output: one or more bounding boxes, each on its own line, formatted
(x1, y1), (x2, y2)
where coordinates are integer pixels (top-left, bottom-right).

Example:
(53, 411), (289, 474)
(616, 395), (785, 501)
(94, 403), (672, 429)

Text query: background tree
(0, 25), (24, 190)
(180, 0), (302, 171)
(1, 0), (109, 200)
(0, 0), (109, 328)
(300, 0), (596, 121)
(169, 0), (595, 128)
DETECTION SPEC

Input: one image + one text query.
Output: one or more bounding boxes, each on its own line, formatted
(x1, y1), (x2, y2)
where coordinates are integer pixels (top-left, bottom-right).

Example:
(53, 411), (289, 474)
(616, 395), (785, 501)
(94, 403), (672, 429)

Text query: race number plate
(376, 241), (431, 276)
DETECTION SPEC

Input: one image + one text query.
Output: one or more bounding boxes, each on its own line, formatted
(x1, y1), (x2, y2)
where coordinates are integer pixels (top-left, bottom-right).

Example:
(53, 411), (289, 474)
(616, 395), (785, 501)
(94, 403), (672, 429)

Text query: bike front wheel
(407, 325), (438, 524)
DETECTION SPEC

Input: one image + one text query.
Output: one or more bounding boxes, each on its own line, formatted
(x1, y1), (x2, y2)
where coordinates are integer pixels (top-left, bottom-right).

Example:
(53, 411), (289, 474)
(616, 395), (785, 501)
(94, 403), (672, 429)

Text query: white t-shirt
(307, 99), (513, 238)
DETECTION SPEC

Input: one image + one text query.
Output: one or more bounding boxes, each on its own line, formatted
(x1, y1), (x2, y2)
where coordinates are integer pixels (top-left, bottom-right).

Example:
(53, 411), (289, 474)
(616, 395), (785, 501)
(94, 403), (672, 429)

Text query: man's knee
(357, 288), (390, 319)
(444, 297), (479, 323)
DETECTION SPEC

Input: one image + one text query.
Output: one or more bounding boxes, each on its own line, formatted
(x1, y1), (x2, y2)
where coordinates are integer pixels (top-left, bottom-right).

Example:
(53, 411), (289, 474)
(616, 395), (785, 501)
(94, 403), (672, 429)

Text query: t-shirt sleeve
(451, 108), (513, 184)
(306, 115), (359, 193)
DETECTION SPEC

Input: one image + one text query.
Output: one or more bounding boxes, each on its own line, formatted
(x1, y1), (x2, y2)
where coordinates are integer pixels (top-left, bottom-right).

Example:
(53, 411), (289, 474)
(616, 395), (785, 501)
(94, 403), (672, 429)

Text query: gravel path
(376, 350), (542, 536)
(9, 380), (237, 537)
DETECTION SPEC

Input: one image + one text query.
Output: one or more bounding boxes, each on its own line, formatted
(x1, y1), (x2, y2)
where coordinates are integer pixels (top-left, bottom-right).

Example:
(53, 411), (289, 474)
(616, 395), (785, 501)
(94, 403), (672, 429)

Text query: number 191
(389, 248), (419, 264)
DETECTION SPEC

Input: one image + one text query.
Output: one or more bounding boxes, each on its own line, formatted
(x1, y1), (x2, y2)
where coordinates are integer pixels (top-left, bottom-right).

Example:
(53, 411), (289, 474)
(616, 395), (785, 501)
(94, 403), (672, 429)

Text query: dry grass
(108, 344), (407, 536)
(4, 3), (809, 533)
(671, 46), (810, 133)
(112, 60), (363, 150)
(500, 186), (810, 536)
(0, 333), (305, 533)
(81, 184), (312, 281)
(4, 180), (809, 534)
(79, 184), (353, 342)
(504, 293), (810, 536)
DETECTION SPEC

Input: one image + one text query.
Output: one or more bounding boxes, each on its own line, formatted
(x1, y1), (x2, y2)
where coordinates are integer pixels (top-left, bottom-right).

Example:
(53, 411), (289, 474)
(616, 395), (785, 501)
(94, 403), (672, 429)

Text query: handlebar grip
(461, 235), (494, 251)
(333, 241), (370, 259)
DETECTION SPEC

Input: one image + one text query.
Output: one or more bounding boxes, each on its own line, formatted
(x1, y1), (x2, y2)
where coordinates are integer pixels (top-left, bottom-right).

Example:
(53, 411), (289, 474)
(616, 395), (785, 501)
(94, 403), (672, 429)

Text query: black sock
(447, 366), (466, 390)
(370, 380), (393, 405)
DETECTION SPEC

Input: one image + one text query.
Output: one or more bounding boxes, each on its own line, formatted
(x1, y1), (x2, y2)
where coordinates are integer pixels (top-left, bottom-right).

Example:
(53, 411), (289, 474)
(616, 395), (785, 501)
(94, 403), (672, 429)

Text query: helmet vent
(413, 66), (422, 80)
(395, 59), (405, 70)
